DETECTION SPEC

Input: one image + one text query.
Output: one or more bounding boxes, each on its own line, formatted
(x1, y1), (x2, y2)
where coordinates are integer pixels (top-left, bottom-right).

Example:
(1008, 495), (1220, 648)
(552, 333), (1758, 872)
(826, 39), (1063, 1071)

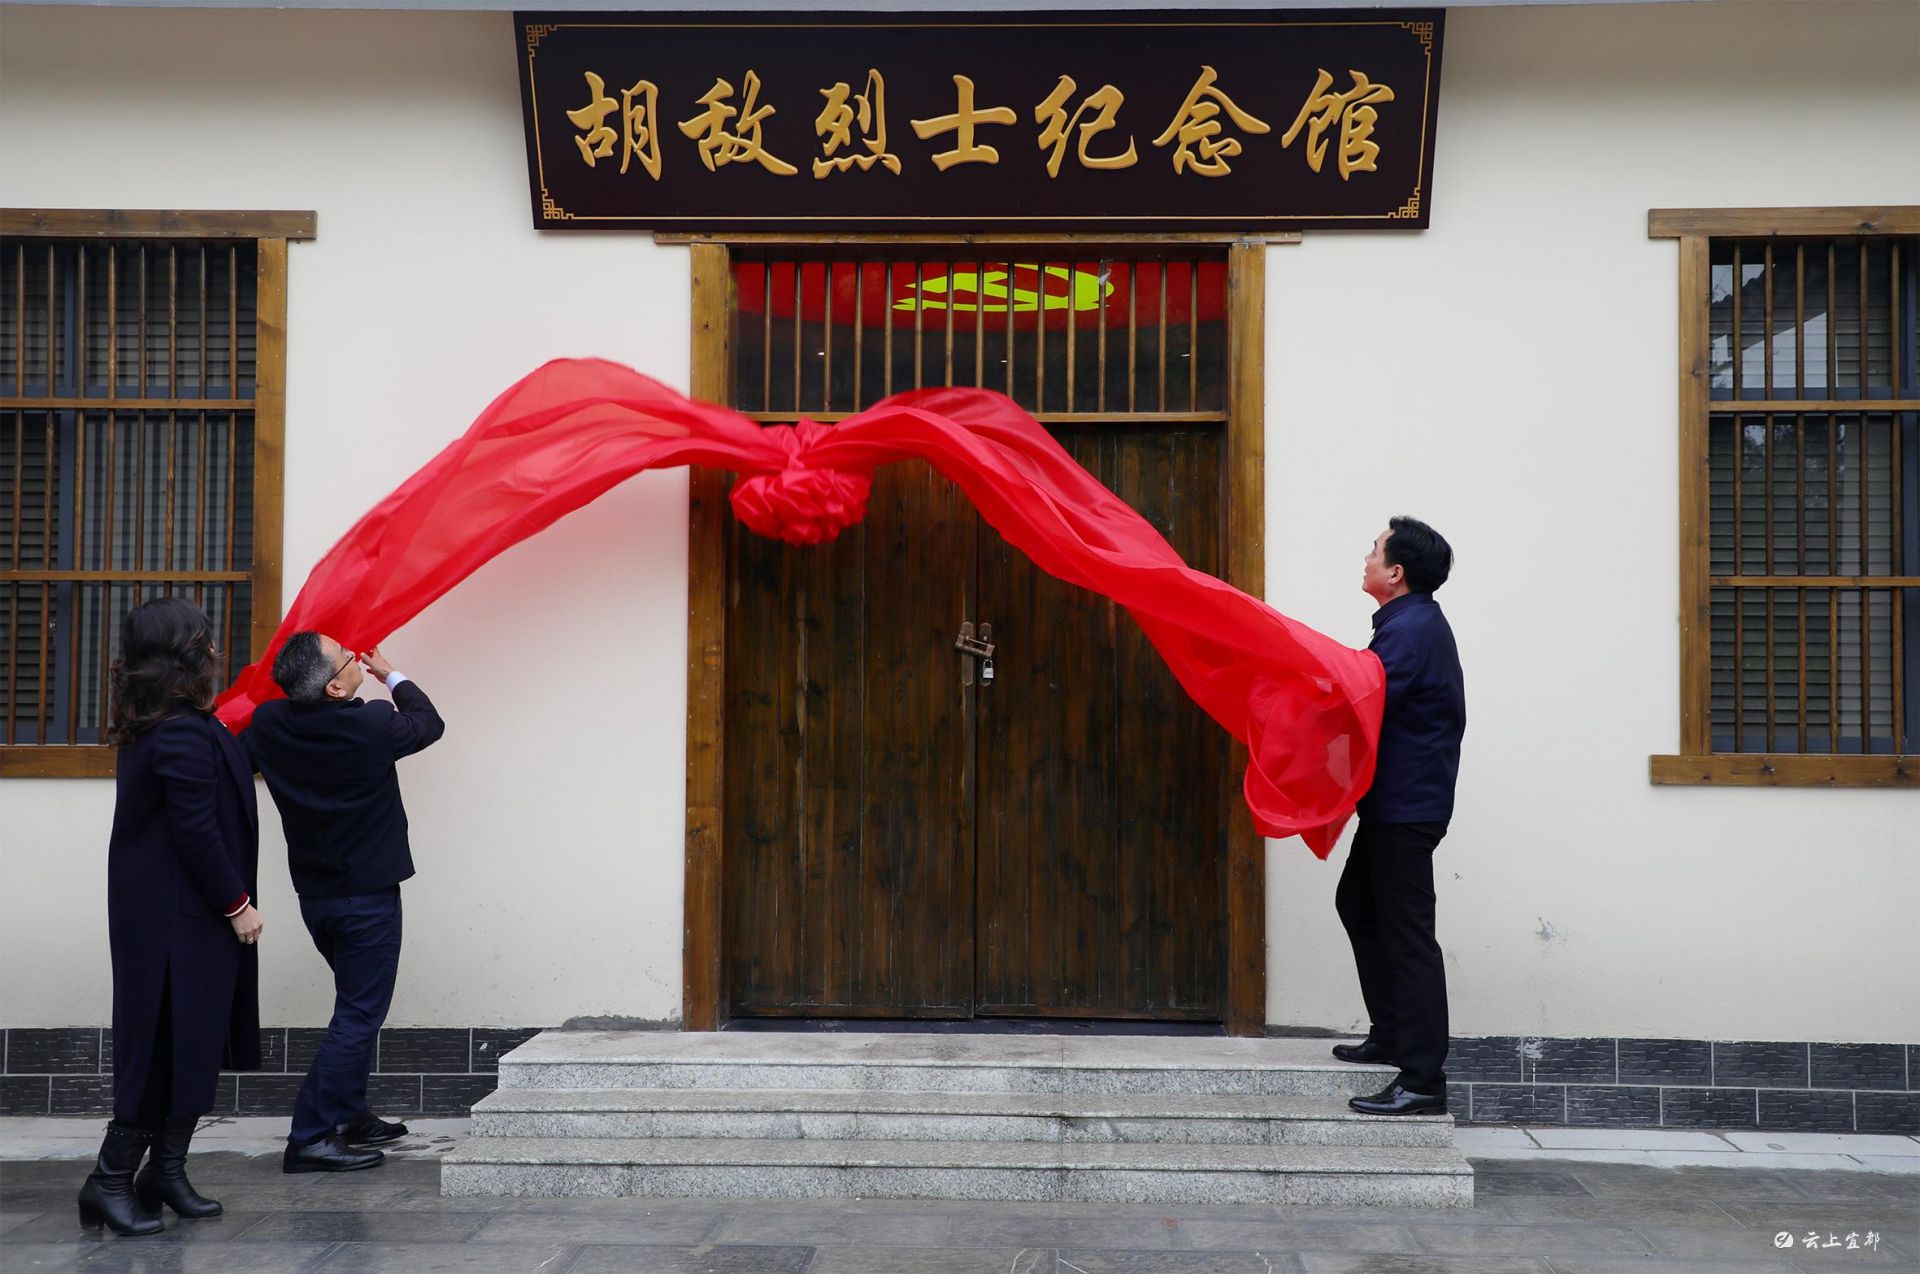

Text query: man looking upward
(245, 635), (444, 1171)
(1335, 517), (1465, 1117)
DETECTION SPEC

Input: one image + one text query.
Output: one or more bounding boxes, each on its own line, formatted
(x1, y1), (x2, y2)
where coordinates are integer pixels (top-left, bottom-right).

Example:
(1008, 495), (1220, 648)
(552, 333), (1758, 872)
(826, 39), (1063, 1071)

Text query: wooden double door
(720, 249), (1234, 1022)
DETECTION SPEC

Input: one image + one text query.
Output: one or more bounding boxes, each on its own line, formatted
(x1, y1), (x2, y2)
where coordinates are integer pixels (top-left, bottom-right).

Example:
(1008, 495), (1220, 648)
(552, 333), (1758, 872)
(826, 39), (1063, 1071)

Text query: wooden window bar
(1657, 215), (1919, 786)
(1, 212), (301, 778)
(727, 248), (1228, 422)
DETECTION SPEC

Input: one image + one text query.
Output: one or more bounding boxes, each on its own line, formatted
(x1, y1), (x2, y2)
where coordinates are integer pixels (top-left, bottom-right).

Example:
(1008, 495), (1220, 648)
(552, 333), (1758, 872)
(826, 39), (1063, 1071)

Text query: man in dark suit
(1334, 517), (1466, 1117)
(245, 633), (444, 1172)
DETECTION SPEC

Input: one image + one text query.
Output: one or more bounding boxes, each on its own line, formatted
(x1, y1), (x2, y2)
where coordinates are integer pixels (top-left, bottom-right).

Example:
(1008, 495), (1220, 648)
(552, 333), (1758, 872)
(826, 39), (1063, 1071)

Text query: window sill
(1649, 754), (1916, 787)
(0, 747), (116, 778)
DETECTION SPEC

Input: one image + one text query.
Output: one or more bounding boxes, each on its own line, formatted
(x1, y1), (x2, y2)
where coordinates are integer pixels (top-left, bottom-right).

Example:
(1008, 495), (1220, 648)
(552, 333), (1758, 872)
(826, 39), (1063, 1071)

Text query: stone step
(440, 1136), (1474, 1206)
(469, 1087), (1454, 1148)
(498, 1031), (1397, 1098)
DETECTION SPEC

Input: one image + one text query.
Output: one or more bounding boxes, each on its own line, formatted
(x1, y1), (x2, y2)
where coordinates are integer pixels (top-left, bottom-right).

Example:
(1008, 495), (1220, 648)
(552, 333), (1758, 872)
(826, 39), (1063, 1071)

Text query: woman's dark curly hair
(107, 597), (220, 746)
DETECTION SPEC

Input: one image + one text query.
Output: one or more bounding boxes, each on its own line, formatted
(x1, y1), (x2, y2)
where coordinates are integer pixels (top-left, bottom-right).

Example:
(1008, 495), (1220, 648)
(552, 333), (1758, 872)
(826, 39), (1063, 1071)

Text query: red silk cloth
(215, 358), (1382, 856)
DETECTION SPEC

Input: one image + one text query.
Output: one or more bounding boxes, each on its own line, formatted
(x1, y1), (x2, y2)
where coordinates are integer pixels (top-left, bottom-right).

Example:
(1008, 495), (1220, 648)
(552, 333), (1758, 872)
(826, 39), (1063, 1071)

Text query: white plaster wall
(1, 2), (1915, 1041)
(1266, 1), (1920, 1043)
(0, 6), (692, 1028)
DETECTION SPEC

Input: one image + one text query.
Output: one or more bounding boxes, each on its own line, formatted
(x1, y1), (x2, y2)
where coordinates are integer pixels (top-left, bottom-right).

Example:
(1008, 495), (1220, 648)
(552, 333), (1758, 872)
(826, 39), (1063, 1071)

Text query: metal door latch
(954, 622), (996, 659)
(957, 622), (995, 686)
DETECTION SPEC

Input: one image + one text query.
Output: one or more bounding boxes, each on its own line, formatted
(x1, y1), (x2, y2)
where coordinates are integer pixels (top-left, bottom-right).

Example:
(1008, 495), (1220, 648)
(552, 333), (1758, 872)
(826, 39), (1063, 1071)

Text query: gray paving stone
(706, 1208), (955, 1245)
(1407, 1221), (1657, 1256)
(1056, 1255), (1310, 1273)
(804, 1248), (1057, 1274)
(1539, 1261), (1818, 1274)
(931, 1213), (1186, 1247)
(1716, 1199), (1920, 1233)
(1570, 1167), (1813, 1201)
(564, 1245), (816, 1273)
(1484, 1194), (1742, 1226)
(200, 1182), (420, 1212)
(3, 1208), (46, 1236)
(362, 1185), (518, 1213)
(1178, 1218), (1416, 1252)
(6, 1210), (273, 1244)
(231, 1210), (487, 1243)
(79, 1246), (335, 1273)
(1641, 1221), (1913, 1263)
(312, 1242), (572, 1273)
(490, 1194), (737, 1217)
(468, 1209), (719, 1244)
(1469, 1168), (1591, 1197)
(952, 1212), (1190, 1250)
(1766, 1172), (1920, 1202)
(1298, 1257), (1549, 1274)
(0, 1244), (100, 1273)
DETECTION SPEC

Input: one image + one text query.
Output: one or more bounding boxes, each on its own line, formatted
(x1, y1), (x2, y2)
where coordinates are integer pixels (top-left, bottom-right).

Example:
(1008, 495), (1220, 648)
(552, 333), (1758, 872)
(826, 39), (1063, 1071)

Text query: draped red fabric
(215, 358), (1382, 856)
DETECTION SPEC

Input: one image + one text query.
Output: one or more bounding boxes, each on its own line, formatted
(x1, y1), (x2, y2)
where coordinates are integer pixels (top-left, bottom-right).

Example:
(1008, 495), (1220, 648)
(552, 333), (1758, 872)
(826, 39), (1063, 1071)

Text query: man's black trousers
(1335, 818), (1449, 1094)
(289, 887), (402, 1146)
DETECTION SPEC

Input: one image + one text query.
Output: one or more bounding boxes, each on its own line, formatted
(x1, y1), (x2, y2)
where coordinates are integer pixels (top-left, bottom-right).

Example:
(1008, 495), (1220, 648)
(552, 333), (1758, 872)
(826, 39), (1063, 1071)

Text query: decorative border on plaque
(517, 13), (1443, 229)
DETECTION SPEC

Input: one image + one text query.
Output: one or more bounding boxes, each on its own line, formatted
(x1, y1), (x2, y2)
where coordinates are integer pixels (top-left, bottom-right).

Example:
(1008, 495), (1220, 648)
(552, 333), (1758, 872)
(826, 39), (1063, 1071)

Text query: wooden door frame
(682, 233), (1282, 1036)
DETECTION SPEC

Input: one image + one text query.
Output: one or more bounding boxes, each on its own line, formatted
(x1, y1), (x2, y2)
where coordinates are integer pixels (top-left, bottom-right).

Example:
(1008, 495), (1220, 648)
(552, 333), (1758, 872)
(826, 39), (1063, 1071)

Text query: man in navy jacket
(245, 634), (444, 1172)
(1334, 517), (1465, 1116)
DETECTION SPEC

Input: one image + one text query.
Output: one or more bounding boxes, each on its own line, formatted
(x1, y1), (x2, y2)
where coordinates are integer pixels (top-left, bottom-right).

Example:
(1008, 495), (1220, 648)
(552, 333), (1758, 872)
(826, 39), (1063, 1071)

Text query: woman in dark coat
(80, 597), (264, 1236)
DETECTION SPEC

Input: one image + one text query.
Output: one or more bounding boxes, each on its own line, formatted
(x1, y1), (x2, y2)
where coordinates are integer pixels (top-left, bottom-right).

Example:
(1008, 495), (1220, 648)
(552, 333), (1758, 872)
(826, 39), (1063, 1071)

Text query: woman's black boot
(77, 1121), (164, 1236)
(134, 1117), (222, 1218)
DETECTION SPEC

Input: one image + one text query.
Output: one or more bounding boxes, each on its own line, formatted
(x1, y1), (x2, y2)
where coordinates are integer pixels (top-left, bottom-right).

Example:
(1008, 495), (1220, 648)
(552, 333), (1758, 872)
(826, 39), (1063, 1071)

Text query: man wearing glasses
(244, 633), (445, 1173)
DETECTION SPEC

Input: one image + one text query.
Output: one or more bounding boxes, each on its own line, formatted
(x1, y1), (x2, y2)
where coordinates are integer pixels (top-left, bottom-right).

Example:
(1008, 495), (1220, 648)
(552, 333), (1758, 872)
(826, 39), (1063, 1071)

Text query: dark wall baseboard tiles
(1444, 1036), (1918, 1133)
(0, 1026), (543, 1119)
(4, 1028), (1916, 1134)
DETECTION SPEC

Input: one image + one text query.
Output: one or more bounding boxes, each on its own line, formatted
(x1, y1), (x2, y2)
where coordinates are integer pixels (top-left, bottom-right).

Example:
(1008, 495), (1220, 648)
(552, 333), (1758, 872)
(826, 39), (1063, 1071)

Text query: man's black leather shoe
(1349, 1083), (1448, 1116)
(1332, 1039), (1395, 1065)
(337, 1115), (409, 1147)
(283, 1134), (384, 1174)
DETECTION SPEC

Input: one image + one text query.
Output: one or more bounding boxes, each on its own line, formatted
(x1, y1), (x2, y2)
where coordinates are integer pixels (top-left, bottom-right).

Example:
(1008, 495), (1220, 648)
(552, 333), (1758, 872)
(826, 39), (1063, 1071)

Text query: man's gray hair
(273, 631), (334, 704)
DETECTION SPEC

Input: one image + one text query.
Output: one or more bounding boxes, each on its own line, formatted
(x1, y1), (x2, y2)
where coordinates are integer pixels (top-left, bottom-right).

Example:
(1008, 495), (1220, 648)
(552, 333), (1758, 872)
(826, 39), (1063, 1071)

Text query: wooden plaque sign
(516, 9), (1444, 232)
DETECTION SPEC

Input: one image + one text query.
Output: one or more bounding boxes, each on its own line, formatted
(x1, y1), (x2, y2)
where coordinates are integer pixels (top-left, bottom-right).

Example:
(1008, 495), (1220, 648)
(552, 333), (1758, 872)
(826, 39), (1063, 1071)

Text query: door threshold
(722, 1017), (1227, 1037)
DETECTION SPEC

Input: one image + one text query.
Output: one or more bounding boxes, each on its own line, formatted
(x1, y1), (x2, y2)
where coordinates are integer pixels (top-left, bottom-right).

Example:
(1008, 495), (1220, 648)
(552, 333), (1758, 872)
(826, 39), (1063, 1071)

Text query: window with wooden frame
(1650, 207), (1918, 786)
(0, 210), (312, 778)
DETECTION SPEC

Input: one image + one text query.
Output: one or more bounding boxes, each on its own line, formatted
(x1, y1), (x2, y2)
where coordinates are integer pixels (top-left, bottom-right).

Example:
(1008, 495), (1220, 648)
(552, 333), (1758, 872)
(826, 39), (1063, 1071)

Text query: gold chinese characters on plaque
(519, 10), (1443, 231)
